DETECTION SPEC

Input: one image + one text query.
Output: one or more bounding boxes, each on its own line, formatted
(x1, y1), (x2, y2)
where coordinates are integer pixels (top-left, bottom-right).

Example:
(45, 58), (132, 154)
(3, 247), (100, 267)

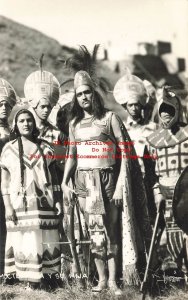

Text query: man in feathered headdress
(0, 78), (17, 279)
(0, 79), (17, 145)
(113, 72), (157, 175)
(113, 73), (158, 223)
(62, 65), (152, 294)
(24, 67), (67, 182)
(113, 69), (156, 276)
(146, 86), (188, 274)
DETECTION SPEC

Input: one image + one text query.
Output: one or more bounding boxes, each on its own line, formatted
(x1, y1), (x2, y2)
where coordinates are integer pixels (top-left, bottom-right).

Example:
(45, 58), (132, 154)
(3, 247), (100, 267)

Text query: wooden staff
(140, 201), (164, 300)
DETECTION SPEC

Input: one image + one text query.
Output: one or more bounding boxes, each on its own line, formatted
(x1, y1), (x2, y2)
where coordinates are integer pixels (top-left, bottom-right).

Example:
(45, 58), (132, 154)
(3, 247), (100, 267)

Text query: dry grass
(1, 282), (188, 300)
(0, 15), (73, 97)
(0, 282), (144, 300)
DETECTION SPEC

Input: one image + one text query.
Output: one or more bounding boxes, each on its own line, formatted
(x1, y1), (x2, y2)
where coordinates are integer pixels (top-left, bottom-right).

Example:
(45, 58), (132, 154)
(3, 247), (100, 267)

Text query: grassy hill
(0, 16), (120, 97)
(1, 15), (186, 124)
(0, 15), (77, 97)
(0, 16), (126, 120)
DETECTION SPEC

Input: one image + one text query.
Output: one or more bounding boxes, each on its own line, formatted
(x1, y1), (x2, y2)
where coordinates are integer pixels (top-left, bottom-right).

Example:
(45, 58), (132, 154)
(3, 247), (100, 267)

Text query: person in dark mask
(146, 86), (188, 274)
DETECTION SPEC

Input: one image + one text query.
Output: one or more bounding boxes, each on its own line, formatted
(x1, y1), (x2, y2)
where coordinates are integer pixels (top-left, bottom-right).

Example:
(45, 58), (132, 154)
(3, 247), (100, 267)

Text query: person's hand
(6, 205), (17, 224)
(62, 184), (77, 206)
(55, 202), (62, 215)
(111, 189), (123, 207)
(155, 193), (165, 212)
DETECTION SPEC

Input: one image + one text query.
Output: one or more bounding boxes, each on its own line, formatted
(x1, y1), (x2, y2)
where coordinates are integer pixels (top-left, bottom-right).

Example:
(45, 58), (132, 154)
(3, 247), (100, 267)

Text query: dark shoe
(4, 274), (15, 285)
(42, 273), (63, 291)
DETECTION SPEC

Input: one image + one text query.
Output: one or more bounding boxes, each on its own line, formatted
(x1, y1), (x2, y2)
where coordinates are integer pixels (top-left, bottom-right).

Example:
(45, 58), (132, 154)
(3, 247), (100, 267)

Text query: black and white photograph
(0, 0), (188, 299)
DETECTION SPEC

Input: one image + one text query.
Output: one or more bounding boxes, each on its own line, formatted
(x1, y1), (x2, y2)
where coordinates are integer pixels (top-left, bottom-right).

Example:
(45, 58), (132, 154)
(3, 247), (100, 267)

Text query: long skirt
(5, 229), (61, 283)
(0, 199), (6, 277)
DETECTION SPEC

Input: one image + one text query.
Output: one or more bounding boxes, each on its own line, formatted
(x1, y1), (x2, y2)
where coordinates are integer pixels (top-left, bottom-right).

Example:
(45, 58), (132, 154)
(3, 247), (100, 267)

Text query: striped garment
(1, 140), (61, 282)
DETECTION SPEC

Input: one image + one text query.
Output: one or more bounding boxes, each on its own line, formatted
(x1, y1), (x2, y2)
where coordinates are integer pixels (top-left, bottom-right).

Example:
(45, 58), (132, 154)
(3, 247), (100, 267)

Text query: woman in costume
(0, 78), (17, 279)
(1, 109), (62, 289)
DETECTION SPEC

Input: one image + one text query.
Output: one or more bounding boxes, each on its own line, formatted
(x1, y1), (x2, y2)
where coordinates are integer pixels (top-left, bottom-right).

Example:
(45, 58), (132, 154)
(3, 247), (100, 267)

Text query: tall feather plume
(64, 44), (111, 93)
(30, 53), (44, 79)
(39, 53), (44, 77)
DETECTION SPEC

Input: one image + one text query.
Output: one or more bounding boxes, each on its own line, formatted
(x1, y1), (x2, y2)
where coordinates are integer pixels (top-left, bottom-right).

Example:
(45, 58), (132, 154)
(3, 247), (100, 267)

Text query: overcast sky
(1, 0), (188, 74)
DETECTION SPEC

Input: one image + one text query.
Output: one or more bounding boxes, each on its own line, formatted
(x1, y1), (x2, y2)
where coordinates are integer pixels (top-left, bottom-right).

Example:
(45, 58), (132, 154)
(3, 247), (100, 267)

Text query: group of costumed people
(0, 46), (188, 296)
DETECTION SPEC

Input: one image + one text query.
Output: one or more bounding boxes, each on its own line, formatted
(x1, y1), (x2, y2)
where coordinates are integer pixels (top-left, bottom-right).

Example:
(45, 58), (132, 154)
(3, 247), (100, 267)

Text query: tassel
(23, 190), (27, 212)
(30, 53), (44, 79)
(123, 264), (140, 286)
(39, 53), (44, 78)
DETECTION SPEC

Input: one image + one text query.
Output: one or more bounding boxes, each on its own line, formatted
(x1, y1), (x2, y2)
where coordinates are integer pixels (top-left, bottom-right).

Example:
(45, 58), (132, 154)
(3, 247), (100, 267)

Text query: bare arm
(1, 168), (16, 223)
(62, 125), (77, 203)
(110, 113), (129, 206)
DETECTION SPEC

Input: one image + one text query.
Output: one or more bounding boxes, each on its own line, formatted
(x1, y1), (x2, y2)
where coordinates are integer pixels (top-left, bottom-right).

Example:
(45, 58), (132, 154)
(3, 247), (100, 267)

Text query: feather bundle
(30, 53), (44, 78)
(63, 44), (111, 93)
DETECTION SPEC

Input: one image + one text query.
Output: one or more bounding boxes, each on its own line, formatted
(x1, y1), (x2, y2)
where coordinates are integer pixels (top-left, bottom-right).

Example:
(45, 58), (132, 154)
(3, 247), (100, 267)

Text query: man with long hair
(62, 70), (151, 294)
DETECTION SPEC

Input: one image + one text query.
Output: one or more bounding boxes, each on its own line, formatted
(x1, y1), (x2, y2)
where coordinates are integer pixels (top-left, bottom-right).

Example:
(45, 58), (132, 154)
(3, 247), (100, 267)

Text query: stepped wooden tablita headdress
(113, 70), (147, 106)
(0, 78), (17, 107)
(24, 54), (60, 108)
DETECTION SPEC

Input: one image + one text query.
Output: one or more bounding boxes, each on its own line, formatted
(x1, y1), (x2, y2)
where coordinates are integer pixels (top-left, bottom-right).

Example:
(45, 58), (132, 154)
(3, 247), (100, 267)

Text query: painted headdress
(24, 55), (60, 108)
(158, 86), (180, 129)
(0, 78), (17, 108)
(113, 70), (147, 106)
(74, 70), (94, 90)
